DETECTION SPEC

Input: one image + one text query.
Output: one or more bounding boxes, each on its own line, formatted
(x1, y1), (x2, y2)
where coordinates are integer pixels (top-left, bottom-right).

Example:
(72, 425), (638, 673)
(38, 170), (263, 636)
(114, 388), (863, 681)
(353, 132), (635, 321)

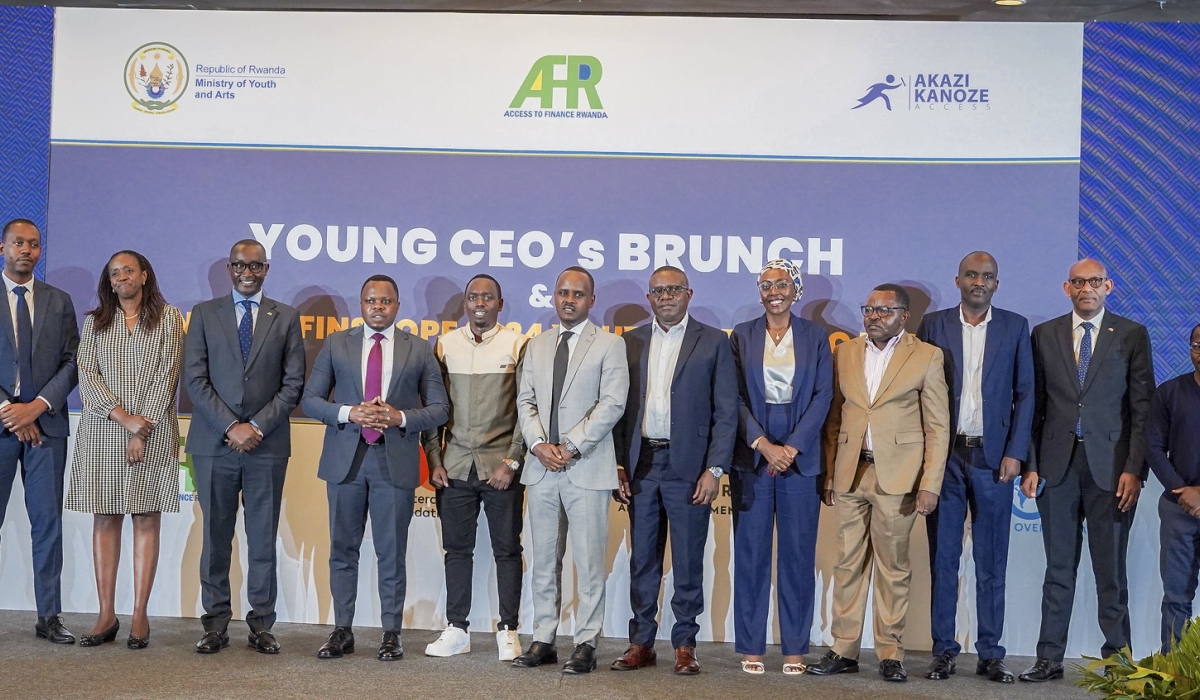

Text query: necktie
(362, 332), (385, 444)
(549, 330), (573, 444)
(238, 300), (255, 365)
(1075, 321), (1094, 437)
(14, 286), (33, 402)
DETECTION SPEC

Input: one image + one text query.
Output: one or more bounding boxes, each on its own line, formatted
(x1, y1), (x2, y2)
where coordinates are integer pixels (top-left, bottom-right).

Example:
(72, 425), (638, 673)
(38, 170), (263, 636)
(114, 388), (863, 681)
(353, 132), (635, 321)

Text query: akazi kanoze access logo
(851, 72), (992, 112)
(503, 55), (608, 120)
(124, 42), (190, 114)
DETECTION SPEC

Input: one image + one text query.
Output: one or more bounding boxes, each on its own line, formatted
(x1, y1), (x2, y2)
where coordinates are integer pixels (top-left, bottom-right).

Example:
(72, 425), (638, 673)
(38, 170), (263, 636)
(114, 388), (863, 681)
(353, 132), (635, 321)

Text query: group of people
(1, 215), (1197, 685)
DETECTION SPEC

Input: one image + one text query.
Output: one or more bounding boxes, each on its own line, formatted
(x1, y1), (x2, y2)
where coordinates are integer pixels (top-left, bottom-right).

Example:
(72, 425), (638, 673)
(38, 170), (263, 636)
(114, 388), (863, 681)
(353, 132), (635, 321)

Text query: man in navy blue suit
(916, 251), (1034, 683)
(610, 266), (738, 676)
(0, 218), (80, 644)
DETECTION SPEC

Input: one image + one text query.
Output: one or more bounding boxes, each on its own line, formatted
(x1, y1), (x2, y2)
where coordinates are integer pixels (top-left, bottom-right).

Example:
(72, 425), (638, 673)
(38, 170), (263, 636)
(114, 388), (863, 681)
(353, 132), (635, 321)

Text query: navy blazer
(613, 317), (738, 483)
(302, 325), (450, 489)
(916, 305), (1035, 470)
(1028, 311), (1154, 490)
(730, 314), (833, 477)
(183, 294), (306, 459)
(0, 280), (79, 438)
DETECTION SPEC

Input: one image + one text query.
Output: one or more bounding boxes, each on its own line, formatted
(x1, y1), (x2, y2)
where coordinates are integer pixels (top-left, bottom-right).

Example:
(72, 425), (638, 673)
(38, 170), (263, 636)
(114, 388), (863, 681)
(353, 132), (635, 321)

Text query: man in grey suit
(512, 266), (628, 674)
(0, 218), (79, 645)
(302, 274), (449, 662)
(184, 239), (305, 655)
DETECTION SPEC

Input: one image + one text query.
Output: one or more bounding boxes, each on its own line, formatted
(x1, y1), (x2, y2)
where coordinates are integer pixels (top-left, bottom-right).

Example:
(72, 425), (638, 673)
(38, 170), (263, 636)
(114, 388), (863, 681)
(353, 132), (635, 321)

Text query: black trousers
(1036, 439), (1136, 661)
(435, 464), (524, 631)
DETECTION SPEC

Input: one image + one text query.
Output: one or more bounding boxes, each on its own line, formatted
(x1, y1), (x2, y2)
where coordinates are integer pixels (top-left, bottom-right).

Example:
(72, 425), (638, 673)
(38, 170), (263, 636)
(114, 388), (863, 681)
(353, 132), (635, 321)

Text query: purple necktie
(362, 332), (385, 444)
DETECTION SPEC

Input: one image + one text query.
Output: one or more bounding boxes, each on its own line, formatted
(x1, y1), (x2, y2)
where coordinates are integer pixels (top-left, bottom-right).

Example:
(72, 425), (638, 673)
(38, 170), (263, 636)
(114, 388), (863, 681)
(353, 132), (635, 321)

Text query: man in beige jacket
(807, 283), (950, 683)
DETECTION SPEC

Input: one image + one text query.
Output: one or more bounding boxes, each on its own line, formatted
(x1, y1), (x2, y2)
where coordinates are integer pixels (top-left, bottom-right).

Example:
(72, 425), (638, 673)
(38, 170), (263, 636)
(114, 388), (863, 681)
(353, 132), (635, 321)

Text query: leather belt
(859, 450), (874, 464)
(643, 438), (671, 449)
(955, 435), (984, 448)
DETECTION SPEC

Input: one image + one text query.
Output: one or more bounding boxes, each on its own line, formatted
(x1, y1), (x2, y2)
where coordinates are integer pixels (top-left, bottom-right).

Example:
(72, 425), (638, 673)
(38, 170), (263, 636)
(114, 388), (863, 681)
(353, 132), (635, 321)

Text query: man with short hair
(809, 283), (950, 683)
(0, 218), (80, 645)
(423, 274), (527, 661)
(917, 252), (1034, 683)
(184, 239), (305, 654)
(512, 266), (628, 674)
(302, 275), (449, 662)
(610, 266), (737, 675)
(1146, 323), (1200, 653)
(1019, 258), (1154, 682)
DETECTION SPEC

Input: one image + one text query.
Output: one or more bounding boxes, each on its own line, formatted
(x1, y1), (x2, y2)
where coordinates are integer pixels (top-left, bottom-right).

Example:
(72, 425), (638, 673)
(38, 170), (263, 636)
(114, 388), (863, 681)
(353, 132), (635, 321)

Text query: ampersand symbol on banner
(528, 284), (554, 308)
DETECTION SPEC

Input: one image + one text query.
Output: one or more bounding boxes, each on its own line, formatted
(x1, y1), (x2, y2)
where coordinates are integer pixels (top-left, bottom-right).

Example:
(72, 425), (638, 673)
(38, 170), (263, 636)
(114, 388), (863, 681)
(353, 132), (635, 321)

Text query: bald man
(1018, 258), (1154, 682)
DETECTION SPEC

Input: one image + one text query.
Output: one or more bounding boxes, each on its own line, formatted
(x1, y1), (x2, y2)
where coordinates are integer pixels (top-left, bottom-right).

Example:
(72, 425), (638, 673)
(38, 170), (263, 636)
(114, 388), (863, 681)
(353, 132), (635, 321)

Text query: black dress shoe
(880, 659), (908, 682)
(378, 631), (403, 661)
(512, 641), (559, 668)
(317, 627), (355, 659)
(805, 650), (860, 675)
(248, 629), (281, 655)
(562, 643), (597, 674)
(35, 616), (76, 644)
(127, 628), (150, 650)
(1018, 657), (1064, 682)
(80, 620), (120, 647)
(977, 658), (1015, 683)
(925, 651), (956, 680)
(196, 630), (230, 654)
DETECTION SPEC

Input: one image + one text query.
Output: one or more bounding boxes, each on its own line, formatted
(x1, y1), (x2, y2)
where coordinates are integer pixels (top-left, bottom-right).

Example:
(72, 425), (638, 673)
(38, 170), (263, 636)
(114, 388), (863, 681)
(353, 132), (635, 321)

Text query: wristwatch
(565, 441), (581, 459)
(504, 458), (521, 472)
(708, 466), (725, 479)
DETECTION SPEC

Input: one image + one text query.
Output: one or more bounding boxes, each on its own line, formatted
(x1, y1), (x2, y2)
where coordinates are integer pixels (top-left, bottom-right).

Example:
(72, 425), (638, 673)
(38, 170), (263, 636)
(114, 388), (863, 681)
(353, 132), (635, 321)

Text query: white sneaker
(425, 626), (471, 657)
(496, 629), (521, 662)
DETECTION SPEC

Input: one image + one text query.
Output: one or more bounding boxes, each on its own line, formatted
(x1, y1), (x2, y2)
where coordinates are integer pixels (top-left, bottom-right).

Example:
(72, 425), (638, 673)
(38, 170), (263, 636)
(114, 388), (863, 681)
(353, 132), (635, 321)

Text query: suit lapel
(843, 337), (869, 407)
(386, 328), (413, 400)
(245, 297), (278, 370)
(30, 281), (48, 356)
(671, 320), (701, 385)
(637, 326), (651, 395)
(747, 316), (767, 408)
(945, 312), (964, 397)
(872, 335), (915, 406)
(217, 295), (243, 366)
(559, 322), (596, 398)
(1055, 315), (1078, 394)
(1081, 313), (1118, 395)
(0, 282), (15, 355)
(347, 326), (365, 403)
(981, 310), (1002, 384)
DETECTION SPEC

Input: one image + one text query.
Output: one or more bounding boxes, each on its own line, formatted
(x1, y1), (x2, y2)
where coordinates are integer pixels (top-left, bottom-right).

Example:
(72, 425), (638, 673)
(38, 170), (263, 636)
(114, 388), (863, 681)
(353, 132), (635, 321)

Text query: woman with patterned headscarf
(728, 259), (833, 675)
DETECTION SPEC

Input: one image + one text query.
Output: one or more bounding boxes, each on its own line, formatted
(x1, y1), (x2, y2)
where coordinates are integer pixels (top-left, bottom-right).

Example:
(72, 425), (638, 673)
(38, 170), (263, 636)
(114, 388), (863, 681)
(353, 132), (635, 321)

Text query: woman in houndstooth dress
(66, 250), (183, 649)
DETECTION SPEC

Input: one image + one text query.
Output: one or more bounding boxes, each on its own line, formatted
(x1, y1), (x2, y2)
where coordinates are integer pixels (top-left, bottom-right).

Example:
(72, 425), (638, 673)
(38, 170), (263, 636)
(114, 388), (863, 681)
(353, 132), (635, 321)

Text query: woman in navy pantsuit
(730, 259), (833, 675)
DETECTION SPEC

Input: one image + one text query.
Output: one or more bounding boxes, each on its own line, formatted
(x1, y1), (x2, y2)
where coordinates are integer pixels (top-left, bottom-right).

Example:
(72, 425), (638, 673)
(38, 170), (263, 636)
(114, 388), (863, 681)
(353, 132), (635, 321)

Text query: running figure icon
(853, 75), (905, 111)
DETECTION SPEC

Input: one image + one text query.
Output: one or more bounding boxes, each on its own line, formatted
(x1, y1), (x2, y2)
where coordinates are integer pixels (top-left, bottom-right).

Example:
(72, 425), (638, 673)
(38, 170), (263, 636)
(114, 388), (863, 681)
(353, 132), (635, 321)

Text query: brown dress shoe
(610, 643), (657, 670)
(674, 646), (700, 675)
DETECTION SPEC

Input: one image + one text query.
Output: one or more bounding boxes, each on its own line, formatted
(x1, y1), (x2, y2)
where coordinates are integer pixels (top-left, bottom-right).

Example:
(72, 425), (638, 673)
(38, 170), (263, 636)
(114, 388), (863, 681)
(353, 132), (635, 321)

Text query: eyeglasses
(648, 285), (689, 298)
(1068, 276), (1107, 290)
(758, 280), (793, 293)
(229, 261), (266, 273)
(861, 306), (907, 318)
(1190, 342), (1200, 351)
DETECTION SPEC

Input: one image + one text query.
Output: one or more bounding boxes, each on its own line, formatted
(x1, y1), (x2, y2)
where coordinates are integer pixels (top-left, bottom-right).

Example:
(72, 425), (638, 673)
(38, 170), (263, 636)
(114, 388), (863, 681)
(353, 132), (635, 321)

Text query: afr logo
(510, 55), (604, 110)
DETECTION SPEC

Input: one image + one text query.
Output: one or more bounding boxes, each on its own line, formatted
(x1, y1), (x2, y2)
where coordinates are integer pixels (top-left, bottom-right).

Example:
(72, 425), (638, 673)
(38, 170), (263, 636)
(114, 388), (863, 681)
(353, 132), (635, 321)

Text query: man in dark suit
(184, 239), (305, 655)
(610, 266), (737, 676)
(917, 252), (1034, 683)
(302, 274), (449, 662)
(0, 218), (79, 644)
(1019, 258), (1154, 682)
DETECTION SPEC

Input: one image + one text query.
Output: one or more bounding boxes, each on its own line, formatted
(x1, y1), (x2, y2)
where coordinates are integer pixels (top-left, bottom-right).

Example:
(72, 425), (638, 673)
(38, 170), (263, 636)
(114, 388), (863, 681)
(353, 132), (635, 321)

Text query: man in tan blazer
(807, 283), (950, 683)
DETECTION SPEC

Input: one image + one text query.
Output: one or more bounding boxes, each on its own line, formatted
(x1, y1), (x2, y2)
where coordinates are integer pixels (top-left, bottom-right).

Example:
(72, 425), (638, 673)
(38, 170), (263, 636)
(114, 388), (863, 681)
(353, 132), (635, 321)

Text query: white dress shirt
(958, 305), (992, 437)
(337, 324), (404, 426)
(863, 331), (904, 451)
(1072, 308), (1106, 361)
(642, 314), (688, 439)
(2, 271), (50, 410)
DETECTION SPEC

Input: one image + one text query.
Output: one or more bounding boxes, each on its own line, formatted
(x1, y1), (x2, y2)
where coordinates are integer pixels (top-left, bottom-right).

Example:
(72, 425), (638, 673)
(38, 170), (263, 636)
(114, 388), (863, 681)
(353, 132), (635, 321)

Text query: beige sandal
(783, 662), (806, 675)
(741, 660), (766, 675)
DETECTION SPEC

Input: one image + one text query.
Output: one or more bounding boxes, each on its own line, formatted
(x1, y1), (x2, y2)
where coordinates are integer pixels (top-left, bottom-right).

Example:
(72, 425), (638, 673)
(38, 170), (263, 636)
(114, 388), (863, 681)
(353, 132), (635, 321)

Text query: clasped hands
(110, 406), (155, 465)
(531, 441), (575, 472)
(756, 439), (797, 477)
(348, 396), (403, 432)
(225, 422), (264, 453)
(1, 400), (47, 446)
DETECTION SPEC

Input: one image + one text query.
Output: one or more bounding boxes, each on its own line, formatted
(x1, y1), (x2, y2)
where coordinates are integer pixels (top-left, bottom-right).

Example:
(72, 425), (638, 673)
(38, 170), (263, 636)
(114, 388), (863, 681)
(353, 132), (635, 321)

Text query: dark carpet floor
(0, 610), (1097, 700)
